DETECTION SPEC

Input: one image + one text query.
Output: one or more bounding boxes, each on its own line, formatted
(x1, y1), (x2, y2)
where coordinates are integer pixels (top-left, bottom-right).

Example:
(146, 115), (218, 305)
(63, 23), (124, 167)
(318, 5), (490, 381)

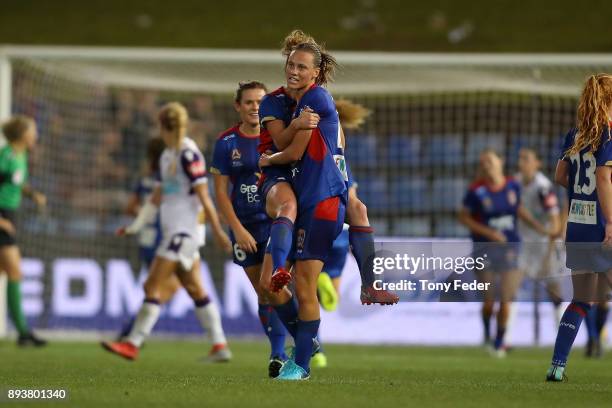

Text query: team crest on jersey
(231, 148), (242, 161)
(296, 229), (305, 252)
(12, 169), (24, 185)
(507, 190), (517, 206)
(482, 197), (493, 211)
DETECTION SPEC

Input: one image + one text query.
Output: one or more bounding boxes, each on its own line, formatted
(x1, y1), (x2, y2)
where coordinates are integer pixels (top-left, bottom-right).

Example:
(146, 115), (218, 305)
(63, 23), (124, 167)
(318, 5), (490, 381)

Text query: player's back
(562, 128), (611, 243)
(158, 137), (206, 234)
(258, 87), (295, 154)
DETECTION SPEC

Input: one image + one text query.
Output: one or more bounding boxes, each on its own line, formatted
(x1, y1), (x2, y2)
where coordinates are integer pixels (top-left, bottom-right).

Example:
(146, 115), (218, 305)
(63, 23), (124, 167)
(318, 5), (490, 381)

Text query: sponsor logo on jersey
(239, 184), (260, 203)
(568, 199), (597, 225)
(507, 190), (517, 206)
(12, 169), (24, 185)
(188, 160), (206, 177)
(482, 197), (493, 211)
(333, 154), (349, 182)
(488, 215), (514, 231)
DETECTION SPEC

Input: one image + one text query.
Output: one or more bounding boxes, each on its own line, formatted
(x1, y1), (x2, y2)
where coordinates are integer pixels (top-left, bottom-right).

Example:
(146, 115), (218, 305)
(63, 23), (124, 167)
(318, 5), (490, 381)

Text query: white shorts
(519, 242), (561, 279)
(156, 231), (201, 271)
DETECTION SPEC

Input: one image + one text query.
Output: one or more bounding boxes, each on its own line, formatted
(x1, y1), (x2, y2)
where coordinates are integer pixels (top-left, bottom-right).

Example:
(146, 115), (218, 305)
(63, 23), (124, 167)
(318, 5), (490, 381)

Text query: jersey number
(570, 152), (596, 195)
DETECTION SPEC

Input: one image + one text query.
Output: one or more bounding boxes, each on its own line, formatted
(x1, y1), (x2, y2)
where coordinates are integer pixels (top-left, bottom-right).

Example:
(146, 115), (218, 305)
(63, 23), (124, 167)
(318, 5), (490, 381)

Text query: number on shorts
(233, 243), (247, 262)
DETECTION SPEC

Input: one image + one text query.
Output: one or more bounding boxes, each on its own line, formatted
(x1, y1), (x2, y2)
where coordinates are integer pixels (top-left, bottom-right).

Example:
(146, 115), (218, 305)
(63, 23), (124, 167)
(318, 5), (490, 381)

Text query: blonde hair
(2, 115), (35, 143)
(335, 99), (371, 130)
(158, 102), (189, 149)
(567, 74), (612, 156)
(281, 29), (339, 86)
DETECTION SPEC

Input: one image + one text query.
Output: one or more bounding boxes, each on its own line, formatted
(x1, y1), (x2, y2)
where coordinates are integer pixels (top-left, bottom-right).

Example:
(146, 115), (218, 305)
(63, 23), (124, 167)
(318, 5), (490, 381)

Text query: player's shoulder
(468, 179), (486, 192)
(505, 176), (521, 190)
(180, 137), (204, 158)
(262, 87), (288, 103)
(534, 171), (553, 188)
(217, 125), (241, 141)
(304, 84), (331, 100)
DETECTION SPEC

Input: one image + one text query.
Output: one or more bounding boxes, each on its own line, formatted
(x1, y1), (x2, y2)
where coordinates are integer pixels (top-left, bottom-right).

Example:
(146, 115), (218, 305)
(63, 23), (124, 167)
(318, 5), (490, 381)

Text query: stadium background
(1, 1), (611, 345)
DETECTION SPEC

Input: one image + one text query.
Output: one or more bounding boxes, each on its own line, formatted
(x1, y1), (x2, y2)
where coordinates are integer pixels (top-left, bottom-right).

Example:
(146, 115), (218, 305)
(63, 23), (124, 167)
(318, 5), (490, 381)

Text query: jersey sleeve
(595, 129), (612, 167)
(462, 189), (479, 214)
(209, 138), (230, 176)
(559, 129), (575, 162)
(180, 148), (207, 186)
(259, 95), (286, 128)
(299, 87), (335, 118)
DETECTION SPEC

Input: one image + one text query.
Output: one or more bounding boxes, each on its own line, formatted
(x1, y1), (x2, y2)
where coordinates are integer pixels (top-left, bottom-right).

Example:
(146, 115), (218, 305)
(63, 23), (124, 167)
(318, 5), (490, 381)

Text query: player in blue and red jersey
(546, 74), (612, 382)
(260, 30), (398, 307)
(210, 81), (290, 378)
(459, 149), (545, 357)
(258, 36), (348, 381)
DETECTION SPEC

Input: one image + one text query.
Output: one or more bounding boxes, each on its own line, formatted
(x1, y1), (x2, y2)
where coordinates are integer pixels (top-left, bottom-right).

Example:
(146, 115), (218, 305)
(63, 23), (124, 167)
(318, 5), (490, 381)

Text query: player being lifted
(459, 149), (544, 357)
(547, 74), (612, 381)
(210, 81), (290, 377)
(0, 115), (47, 347)
(260, 30), (398, 306)
(102, 102), (233, 362)
(259, 36), (348, 380)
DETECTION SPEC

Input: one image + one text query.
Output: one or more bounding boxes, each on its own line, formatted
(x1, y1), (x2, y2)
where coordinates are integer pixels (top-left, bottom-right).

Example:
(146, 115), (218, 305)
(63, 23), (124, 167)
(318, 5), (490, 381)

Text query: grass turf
(1, 340), (611, 408)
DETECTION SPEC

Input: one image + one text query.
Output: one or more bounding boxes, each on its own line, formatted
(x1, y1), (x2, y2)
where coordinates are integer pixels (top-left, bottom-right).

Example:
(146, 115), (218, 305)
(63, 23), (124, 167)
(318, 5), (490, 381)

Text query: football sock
(349, 226), (375, 287)
(295, 319), (320, 373)
(273, 297), (298, 339)
(127, 298), (161, 347)
(270, 217), (294, 272)
(551, 302), (590, 367)
(194, 297), (227, 345)
(258, 304), (287, 358)
(7, 281), (29, 335)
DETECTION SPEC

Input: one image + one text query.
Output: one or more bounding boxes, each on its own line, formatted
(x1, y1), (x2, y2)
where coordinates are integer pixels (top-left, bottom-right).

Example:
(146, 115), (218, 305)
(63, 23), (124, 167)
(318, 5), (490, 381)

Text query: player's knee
(279, 199), (297, 220)
(143, 279), (159, 298)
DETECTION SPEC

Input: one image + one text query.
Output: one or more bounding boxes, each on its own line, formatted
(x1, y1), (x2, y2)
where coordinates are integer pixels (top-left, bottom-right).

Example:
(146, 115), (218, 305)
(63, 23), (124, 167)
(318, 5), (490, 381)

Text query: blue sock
(552, 302), (590, 367)
(494, 326), (506, 350)
(273, 297), (298, 340)
(295, 319), (320, 373)
(270, 217), (294, 271)
(596, 306), (609, 337)
(258, 304), (287, 359)
(585, 307), (598, 341)
(119, 316), (136, 338)
(349, 226), (375, 286)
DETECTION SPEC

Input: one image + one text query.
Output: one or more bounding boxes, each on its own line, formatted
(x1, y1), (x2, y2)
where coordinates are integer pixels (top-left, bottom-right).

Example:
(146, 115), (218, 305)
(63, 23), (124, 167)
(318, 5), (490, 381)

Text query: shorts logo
(231, 148), (242, 161)
(296, 229), (305, 253)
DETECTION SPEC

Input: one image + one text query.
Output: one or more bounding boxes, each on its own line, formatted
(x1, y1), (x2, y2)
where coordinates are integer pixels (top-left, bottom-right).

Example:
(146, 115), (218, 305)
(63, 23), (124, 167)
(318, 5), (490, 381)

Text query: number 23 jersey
(561, 127), (612, 243)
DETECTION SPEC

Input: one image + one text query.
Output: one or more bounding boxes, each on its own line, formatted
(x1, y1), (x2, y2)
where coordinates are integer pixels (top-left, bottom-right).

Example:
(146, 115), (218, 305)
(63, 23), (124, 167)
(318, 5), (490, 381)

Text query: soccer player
(259, 39), (347, 380)
(546, 74), (612, 381)
(116, 137), (181, 340)
(514, 147), (562, 330)
(261, 30), (398, 306)
(0, 115), (47, 347)
(210, 81), (289, 377)
(459, 149), (545, 357)
(102, 102), (233, 362)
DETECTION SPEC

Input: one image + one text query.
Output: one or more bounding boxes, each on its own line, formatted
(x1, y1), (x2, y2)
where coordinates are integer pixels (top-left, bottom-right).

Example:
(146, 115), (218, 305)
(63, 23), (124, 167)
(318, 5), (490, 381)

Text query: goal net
(1, 46), (611, 344)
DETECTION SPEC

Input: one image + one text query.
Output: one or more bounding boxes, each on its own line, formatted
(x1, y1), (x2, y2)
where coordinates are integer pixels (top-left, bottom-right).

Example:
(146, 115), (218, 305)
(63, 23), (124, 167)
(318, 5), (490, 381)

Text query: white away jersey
(157, 137), (207, 236)
(515, 171), (559, 242)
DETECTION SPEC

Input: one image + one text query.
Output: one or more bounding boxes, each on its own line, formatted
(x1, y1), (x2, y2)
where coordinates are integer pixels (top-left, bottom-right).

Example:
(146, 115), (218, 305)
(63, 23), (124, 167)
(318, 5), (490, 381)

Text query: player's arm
(554, 160), (569, 188)
(267, 109), (320, 151)
(125, 193), (141, 217)
(260, 129), (312, 166)
(22, 184), (46, 209)
(596, 165), (612, 246)
(457, 207), (506, 242)
(194, 182), (232, 253)
(213, 174), (257, 253)
(119, 186), (160, 236)
(517, 205), (548, 235)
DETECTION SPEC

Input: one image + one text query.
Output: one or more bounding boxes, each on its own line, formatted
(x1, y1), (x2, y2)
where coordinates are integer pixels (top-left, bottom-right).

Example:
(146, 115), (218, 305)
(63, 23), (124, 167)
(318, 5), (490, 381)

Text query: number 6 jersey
(560, 127), (612, 243)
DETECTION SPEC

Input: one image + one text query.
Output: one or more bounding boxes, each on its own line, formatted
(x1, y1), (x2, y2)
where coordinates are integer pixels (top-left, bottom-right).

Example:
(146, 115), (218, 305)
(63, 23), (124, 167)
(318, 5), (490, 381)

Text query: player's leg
(345, 193), (398, 305)
(177, 257), (231, 362)
(102, 256), (177, 360)
(0, 245), (46, 346)
(476, 269), (494, 346)
(265, 182), (297, 291)
(243, 262), (288, 375)
(495, 268), (524, 355)
(592, 273), (611, 357)
(547, 271), (597, 381)
(260, 252), (298, 341)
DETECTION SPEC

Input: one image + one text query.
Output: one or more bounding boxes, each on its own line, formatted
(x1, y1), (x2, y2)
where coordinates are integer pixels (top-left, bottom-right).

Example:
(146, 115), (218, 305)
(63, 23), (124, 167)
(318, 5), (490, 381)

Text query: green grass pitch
(1, 340), (611, 408)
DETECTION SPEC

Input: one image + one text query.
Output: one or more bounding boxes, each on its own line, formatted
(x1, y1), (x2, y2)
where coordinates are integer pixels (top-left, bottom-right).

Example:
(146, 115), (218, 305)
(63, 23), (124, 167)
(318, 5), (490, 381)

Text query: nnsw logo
(240, 184), (259, 203)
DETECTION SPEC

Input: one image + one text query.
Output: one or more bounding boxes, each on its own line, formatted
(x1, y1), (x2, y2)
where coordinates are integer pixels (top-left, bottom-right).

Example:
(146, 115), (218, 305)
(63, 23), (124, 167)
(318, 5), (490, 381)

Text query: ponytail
(335, 99), (371, 130)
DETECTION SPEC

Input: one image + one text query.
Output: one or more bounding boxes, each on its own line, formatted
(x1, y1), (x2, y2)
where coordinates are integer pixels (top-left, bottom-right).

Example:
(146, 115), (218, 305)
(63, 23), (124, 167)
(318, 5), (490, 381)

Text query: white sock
(195, 302), (227, 345)
(503, 302), (518, 345)
(126, 301), (161, 347)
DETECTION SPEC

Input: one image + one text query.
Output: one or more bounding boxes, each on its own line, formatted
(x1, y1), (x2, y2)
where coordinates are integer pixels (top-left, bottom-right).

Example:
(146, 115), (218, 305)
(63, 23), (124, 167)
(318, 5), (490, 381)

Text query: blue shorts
(259, 166), (292, 204)
(295, 196), (346, 262)
(473, 242), (520, 273)
(139, 247), (157, 269)
(565, 242), (612, 273)
(230, 220), (270, 268)
(322, 228), (349, 279)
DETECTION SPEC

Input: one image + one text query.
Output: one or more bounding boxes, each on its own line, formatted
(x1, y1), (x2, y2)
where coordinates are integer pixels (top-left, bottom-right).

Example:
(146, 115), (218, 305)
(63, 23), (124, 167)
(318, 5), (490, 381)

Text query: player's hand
(214, 230), (232, 254)
(603, 223), (612, 249)
(293, 108), (320, 130)
(0, 218), (15, 236)
(259, 154), (271, 168)
(490, 230), (507, 243)
(115, 226), (128, 237)
(32, 191), (47, 209)
(234, 226), (257, 253)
